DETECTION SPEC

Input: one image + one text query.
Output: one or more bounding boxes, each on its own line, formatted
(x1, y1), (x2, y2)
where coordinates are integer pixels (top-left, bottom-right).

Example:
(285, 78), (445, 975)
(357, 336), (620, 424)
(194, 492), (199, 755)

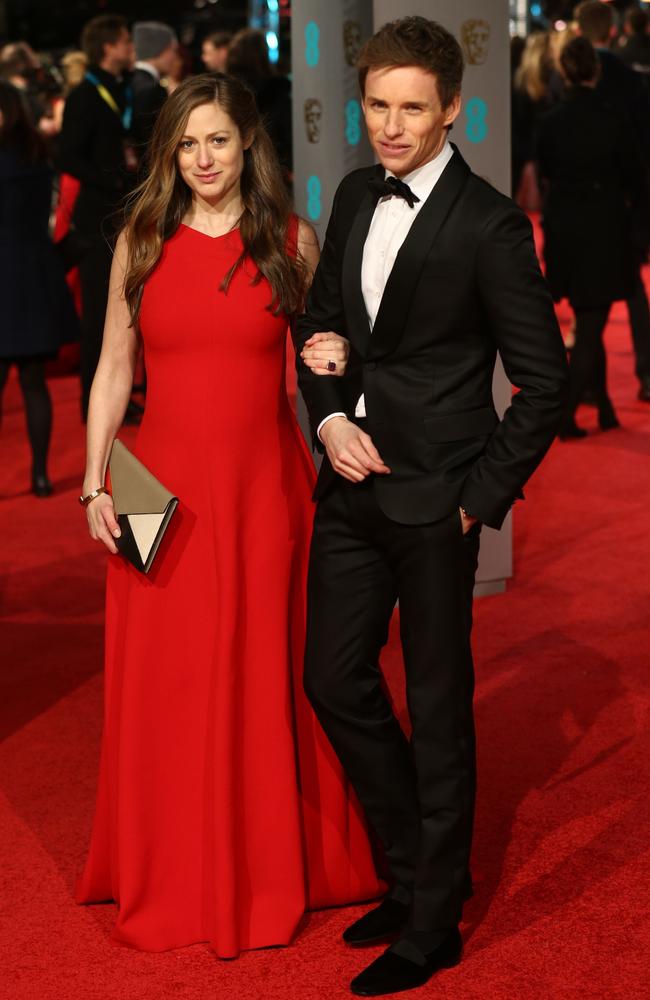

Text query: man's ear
(443, 92), (462, 129)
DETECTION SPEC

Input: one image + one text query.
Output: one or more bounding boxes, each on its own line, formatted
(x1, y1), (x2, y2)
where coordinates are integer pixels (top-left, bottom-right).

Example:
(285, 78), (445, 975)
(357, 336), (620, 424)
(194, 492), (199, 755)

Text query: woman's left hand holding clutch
(300, 332), (350, 376)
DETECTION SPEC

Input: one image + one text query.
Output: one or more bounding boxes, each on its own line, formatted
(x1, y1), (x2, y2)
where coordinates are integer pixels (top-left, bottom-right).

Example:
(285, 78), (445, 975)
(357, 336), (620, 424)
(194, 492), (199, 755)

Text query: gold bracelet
(79, 486), (109, 507)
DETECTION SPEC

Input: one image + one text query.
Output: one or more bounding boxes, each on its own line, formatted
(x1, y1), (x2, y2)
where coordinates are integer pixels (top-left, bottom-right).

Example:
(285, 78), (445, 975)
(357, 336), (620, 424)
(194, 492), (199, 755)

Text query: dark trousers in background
(304, 476), (480, 946)
(567, 304), (613, 417)
(0, 357), (52, 478)
(626, 270), (650, 382)
(79, 236), (113, 420)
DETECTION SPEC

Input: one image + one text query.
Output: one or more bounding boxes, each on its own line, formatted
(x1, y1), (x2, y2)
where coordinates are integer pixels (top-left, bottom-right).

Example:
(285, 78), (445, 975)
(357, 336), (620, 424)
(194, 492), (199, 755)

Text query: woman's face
(177, 101), (249, 204)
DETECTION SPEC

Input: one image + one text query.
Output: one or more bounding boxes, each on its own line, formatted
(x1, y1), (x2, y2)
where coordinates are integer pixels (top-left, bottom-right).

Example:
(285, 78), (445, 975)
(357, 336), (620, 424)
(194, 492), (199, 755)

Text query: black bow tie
(367, 175), (420, 209)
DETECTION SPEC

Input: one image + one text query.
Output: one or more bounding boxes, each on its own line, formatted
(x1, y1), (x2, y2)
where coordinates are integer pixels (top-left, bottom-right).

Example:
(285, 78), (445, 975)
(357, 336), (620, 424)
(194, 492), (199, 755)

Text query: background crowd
(1, 0), (649, 494)
(513, 1), (650, 436)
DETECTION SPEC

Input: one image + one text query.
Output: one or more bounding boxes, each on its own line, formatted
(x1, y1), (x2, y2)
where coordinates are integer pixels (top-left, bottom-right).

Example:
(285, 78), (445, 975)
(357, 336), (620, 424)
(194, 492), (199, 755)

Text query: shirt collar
(134, 61), (160, 81)
(384, 140), (453, 202)
(89, 64), (125, 89)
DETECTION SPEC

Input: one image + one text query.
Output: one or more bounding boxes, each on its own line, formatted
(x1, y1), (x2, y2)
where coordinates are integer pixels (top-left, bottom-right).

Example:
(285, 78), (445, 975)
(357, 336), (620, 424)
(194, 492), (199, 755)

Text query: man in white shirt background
(131, 22), (177, 159)
(295, 16), (568, 998)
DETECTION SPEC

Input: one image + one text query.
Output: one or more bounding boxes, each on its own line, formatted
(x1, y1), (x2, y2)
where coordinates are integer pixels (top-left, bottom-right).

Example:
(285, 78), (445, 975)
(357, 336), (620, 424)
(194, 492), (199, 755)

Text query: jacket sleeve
(292, 181), (351, 443)
(460, 204), (569, 529)
(132, 84), (167, 151)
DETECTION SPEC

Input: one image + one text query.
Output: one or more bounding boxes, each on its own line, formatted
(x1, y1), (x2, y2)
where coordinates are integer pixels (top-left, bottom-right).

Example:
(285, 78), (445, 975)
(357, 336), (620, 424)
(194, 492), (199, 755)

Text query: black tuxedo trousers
(304, 472), (480, 939)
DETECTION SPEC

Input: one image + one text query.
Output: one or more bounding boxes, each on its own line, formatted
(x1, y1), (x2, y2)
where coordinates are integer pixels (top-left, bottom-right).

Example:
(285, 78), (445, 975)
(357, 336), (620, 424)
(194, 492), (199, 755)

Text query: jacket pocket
(423, 406), (499, 443)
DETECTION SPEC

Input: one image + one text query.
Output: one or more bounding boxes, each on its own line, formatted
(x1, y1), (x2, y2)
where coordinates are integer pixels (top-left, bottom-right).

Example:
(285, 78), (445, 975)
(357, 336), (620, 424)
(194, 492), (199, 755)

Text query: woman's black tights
(566, 304), (614, 419)
(0, 358), (52, 480)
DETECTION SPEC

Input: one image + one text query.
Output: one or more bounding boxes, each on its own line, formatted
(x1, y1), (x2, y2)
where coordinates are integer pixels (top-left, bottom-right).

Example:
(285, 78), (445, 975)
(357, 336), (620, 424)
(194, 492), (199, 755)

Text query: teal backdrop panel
(291, 0), (374, 234)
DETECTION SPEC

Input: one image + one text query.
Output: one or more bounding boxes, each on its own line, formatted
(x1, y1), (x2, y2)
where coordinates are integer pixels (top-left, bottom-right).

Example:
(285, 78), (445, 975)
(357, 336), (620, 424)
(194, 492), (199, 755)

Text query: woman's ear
(243, 129), (255, 151)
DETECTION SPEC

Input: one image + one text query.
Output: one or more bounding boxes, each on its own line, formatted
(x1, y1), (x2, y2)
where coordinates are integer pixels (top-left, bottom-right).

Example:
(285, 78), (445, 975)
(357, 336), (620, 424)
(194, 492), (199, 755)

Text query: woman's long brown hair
(122, 73), (307, 326)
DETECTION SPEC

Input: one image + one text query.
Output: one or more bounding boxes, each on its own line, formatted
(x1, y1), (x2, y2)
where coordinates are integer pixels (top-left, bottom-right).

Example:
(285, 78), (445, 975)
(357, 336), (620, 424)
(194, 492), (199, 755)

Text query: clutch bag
(108, 439), (179, 574)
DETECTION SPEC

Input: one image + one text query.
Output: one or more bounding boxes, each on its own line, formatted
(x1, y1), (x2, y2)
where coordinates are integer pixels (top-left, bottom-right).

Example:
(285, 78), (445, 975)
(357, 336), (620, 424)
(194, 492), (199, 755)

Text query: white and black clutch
(108, 439), (179, 574)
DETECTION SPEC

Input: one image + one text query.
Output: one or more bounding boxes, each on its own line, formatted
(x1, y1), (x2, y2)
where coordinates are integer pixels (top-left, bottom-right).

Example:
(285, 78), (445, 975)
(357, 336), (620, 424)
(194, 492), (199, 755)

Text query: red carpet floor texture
(2, 303), (650, 999)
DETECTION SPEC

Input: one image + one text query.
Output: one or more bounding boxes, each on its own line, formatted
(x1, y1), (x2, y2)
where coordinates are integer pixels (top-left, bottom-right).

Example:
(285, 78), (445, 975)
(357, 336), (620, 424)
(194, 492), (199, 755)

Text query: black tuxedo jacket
(294, 147), (568, 531)
(57, 66), (133, 237)
(131, 68), (167, 154)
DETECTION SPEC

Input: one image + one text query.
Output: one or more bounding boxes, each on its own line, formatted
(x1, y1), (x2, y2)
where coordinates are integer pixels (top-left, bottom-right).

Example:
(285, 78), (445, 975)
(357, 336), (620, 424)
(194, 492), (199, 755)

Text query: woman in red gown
(78, 74), (383, 958)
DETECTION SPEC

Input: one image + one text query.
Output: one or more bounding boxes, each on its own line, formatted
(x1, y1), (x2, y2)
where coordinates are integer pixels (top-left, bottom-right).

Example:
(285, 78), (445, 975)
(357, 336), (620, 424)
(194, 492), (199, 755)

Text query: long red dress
(75, 220), (383, 957)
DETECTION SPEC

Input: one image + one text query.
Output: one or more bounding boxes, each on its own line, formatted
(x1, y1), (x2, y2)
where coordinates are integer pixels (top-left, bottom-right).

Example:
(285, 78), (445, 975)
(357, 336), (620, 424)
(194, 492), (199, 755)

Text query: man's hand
(320, 417), (391, 482)
(460, 507), (479, 535)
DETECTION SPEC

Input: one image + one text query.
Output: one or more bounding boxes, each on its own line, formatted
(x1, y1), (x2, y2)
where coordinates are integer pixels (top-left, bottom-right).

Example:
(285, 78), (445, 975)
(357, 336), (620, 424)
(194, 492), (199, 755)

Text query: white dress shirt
(134, 61), (160, 81)
(317, 140), (454, 439)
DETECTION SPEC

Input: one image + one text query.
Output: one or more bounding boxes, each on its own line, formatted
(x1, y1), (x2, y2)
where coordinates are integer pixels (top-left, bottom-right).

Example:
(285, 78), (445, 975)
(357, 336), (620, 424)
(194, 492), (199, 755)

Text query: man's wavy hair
(121, 73), (307, 327)
(357, 16), (464, 108)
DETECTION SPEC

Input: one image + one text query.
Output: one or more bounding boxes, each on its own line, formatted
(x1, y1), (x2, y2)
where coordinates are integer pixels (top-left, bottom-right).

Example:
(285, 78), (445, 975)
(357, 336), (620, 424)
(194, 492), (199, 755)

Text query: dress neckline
(180, 223), (240, 241)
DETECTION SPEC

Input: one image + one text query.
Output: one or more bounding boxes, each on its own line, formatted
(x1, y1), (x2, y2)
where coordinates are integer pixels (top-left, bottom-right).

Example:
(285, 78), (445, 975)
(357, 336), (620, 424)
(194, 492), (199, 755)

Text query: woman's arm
(82, 232), (139, 553)
(297, 217), (349, 377)
(298, 216), (320, 281)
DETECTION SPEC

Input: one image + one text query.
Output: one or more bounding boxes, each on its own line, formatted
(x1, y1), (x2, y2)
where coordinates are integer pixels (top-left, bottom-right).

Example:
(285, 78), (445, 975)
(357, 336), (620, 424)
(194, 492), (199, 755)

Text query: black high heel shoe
(598, 402), (620, 431)
(32, 475), (53, 498)
(558, 419), (588, 440)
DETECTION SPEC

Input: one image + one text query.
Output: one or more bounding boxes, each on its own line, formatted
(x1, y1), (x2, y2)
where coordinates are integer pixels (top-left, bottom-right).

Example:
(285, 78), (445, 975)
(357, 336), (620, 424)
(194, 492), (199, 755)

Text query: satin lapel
(341, 170), (382, 357)
(368, 149), (471, 361)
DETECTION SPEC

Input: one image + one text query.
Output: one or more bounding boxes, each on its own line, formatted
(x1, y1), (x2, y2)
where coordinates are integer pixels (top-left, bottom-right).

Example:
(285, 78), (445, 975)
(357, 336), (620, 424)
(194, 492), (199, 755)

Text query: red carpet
(2, 300), (650, 999)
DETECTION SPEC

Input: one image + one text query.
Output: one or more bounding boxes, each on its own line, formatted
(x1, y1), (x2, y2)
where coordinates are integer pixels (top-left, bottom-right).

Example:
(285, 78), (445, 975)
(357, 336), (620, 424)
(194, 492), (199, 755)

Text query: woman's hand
(300, 332), (350, 376)
(85, 491), (121, 555)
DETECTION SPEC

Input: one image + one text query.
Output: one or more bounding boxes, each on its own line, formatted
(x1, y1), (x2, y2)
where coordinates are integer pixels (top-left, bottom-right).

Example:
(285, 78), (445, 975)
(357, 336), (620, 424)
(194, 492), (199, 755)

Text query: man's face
(106, 28), (134, 72)
(156, 41), (178, 77)
(362, 65), (461, 178)
(202, 42), (229, 73)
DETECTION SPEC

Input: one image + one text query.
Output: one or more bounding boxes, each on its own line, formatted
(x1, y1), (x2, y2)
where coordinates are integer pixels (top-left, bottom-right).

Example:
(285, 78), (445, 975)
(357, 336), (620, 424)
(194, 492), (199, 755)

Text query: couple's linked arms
(297, 219), (351, 380)
(294, 190), (391, 485)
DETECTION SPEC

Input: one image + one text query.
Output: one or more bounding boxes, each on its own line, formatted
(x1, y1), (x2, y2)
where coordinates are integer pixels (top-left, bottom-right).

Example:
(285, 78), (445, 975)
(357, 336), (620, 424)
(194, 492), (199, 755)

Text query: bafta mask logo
(304, 98), (323, 143)
(343, 19), (362, 68)
(461, 19), (490, 66)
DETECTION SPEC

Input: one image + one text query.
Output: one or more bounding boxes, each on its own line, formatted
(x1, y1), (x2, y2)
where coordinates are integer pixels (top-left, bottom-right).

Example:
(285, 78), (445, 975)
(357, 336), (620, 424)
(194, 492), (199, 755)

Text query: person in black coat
(294, 17), (567, 997)
(576, 0), (650, 401)
(619, 6), (650, 73)
(57, 14), (135, 421)
(0, 82), (78, 496)
(227, 29), (291, 177)
(537, 36), (645, 437)
(130, 22), (177, 163)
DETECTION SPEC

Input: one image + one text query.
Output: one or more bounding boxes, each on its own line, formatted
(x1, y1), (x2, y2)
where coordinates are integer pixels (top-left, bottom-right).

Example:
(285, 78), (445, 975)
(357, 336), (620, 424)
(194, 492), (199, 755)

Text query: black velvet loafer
(350, 927), (462, 996)
(343, 898), (409, 947)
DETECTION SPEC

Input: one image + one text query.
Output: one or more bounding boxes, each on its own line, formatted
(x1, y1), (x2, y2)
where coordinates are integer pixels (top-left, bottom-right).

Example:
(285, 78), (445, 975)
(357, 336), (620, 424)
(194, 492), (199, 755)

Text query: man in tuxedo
(58, 14), (135, 421)
(131, 22), (177, 161)
(295, 17), (568, 997)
